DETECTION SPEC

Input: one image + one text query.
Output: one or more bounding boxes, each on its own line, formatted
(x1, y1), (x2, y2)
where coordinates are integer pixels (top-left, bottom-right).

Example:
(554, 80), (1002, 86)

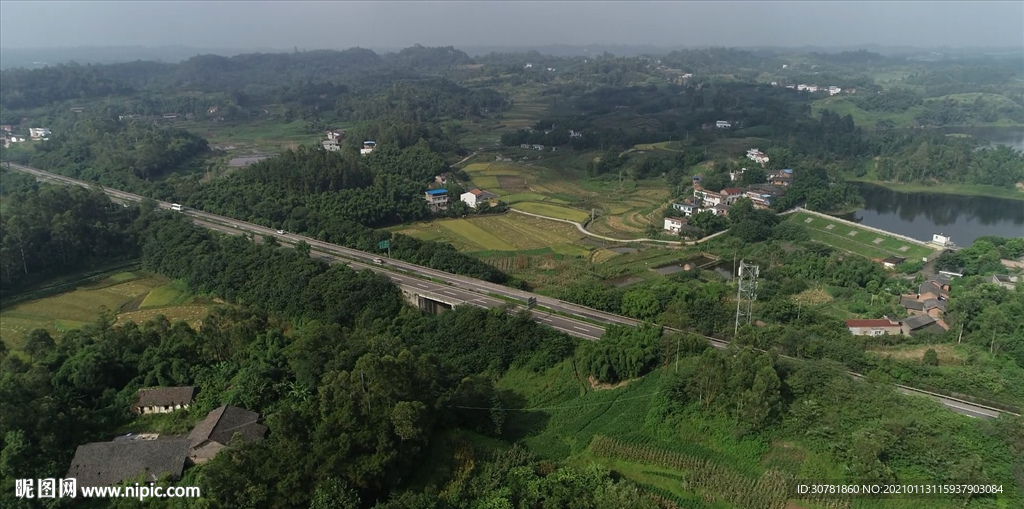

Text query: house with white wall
(460, 188), (499, 208)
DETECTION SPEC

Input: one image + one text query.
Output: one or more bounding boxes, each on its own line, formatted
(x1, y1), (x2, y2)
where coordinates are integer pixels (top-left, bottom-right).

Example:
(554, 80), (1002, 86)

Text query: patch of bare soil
(588, 375), (636, 391)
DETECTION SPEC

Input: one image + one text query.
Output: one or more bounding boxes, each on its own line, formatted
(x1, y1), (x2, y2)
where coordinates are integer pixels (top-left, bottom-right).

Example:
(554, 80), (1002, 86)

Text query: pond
(841, 183), (1024, 246)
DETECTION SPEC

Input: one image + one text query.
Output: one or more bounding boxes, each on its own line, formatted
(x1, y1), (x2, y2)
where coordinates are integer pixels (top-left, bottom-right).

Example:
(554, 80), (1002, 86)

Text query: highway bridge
(6, 163), (1016, 420)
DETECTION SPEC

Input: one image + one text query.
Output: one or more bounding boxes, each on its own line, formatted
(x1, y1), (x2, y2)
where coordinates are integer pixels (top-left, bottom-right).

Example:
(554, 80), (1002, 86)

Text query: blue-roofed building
(425, 189), (449, 210)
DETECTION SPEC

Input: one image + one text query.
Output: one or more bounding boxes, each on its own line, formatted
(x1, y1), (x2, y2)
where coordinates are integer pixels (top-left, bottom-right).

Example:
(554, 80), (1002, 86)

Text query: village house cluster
(423, 172), (499, 212)
(65, 386), (265, 495)
(2, 124), (50, 147)
(844, 271), (961, 337)
(663, 164), (794, 235)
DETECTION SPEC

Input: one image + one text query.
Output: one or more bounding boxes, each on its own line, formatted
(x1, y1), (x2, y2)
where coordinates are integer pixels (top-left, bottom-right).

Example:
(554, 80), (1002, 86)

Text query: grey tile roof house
(903, 314), (944, 335)
(132, 386), (198, 415)
(188, 405), (266, 464)
(66, 438), (189, 489)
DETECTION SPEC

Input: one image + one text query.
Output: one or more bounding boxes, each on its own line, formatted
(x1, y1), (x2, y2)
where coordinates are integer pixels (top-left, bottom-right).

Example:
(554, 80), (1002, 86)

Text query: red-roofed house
(845, 318), (904, 336)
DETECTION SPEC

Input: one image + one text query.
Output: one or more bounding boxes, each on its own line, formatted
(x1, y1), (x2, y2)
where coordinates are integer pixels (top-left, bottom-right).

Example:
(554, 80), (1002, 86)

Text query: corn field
(588, 435), (794, 509)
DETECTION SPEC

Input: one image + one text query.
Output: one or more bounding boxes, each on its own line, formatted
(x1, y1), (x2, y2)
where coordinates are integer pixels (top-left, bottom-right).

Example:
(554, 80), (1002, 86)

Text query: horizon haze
(1, 1), (1022, 52)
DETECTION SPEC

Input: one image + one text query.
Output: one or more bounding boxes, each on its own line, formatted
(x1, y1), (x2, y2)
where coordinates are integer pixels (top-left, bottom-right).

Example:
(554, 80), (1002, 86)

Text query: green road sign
(378, 240), (390, 250)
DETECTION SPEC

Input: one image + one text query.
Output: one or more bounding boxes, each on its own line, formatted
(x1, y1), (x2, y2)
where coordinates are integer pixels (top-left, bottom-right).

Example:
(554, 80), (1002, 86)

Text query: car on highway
(373, 258), (385, 265)
(276, 230), (285, 234)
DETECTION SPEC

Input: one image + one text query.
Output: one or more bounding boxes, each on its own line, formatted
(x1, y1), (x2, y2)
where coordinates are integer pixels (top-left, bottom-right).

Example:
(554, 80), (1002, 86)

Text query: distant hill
(0, 46), (285, 69)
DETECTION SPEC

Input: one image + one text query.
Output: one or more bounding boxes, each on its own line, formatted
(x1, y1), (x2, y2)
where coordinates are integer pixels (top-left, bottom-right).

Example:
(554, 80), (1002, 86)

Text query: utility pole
(734, 260), (760, 337)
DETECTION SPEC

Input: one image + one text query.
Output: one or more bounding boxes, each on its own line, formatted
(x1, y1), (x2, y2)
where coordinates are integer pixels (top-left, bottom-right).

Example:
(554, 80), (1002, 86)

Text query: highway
(6, 162), (1017, 420)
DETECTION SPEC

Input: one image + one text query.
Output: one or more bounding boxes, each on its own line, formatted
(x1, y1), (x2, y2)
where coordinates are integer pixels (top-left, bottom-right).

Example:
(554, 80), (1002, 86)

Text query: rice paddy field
(791, 211), (937, 261)
(0, 272), (212, 351)
(392, 214), (591, 257)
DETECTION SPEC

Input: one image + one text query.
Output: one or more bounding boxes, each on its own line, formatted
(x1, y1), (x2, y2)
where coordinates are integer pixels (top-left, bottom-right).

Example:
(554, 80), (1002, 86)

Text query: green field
(792, 212), (936, 261)
(179, 119), (323, 155)
(140, 280), (193, 308)
(0, 272), (211, 351)
(393, 214), (591, 257)
(439, 219), (518, 251)
(511, 202), (591, 223)
(497, 363), (821, 506)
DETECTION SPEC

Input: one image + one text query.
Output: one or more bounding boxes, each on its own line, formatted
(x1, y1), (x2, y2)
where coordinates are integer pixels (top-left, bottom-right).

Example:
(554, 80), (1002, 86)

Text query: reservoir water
(840, 127), (1024, 246)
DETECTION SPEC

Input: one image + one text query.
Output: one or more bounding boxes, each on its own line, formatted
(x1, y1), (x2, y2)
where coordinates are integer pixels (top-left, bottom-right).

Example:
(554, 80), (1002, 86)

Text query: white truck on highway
(170, 203), (184, 212)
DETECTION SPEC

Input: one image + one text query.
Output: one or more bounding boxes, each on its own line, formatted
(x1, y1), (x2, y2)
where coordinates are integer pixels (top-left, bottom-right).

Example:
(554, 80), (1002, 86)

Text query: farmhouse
(769, 170), (794, 187)
(694, 189), (724, 207)
(132, 386), (198, 415)
(663, 216), (685, 233)
(715, 120), (731, 129)
(66, 438), (189, 490)
(828, 86), (842, 95)
(673, 200), (698, 216)
(188, 405), (266, 465)
(360, 141), (376, 156)
(903, 314), (945, 336)
(326, 129), (345, 141)
(0, 125), (12, 132)
(322, 139), (341, 152)
(746, 149), (769, 166)
(745, 191), (773, 210)
(425, 189), (449, 211)
(435, 173), (452, 185)
(882, 256), (906, 269)
(709, 204), (731, 217)
(460, 188), (499, 209)
(729, 168), (747, 182)
(720, 188), (746, 204)
(519, 144), (531, 149)
(990, 274), (1018, 290)
(28, 127), (51, 139)
(531, 144), (545, 151)
(845, 318), (903, 336)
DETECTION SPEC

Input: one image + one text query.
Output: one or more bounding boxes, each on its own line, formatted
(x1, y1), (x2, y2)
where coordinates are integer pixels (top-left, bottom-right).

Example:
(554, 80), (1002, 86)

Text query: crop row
(589, 435), (790, 509)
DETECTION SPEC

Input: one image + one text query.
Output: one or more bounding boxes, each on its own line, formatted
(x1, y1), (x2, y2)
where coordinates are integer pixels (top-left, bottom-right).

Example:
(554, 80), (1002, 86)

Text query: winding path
(509, 206), (802, 246)
(509, 207), (727, 246)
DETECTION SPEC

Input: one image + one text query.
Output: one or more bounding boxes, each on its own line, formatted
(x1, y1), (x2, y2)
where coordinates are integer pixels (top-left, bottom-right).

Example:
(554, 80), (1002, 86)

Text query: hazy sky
(1, 1), (1021, 50)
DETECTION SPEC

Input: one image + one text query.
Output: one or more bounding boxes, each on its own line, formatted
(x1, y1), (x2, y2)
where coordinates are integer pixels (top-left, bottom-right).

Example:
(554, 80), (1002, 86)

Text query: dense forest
(0, 172), (141, 296)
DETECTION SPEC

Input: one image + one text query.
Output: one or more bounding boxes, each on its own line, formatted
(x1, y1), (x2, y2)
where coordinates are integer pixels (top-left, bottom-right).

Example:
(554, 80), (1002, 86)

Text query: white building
(360, 140), (376, 156)
(664, 217), (686, 233)
(932, 233), (954, 247)
(322, 139), (341, 152)
(828, 86), (842, 96)
(460, 188), (499, 208)
(729, 168), (747, 182)
(715, 120), (731, 129)
(694, 189), (724, 207)
(29, 127), (51, 139)
(746, 148), (769, 166)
